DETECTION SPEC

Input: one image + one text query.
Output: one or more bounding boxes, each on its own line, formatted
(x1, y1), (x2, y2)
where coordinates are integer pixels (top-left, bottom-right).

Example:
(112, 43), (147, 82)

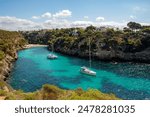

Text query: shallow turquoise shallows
(8, 47), (150, 99)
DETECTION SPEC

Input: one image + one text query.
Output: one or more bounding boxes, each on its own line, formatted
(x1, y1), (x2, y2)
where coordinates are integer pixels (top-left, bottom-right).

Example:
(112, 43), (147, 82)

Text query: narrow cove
(8, 47), (150, 99)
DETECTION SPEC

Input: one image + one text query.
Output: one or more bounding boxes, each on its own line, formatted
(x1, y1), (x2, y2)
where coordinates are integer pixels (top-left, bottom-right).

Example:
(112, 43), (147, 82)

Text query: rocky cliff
(21, 24), (150, 63)
(0, 30), (27, 93)
(50, 45), (150, 63)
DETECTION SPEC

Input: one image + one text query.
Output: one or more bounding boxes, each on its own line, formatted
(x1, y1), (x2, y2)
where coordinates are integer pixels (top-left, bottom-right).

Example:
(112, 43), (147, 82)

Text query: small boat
(47, 54), (58, 59)
(80, 37), (96, 76)
(80, 66), (96, 76)
(47, 43), (58, 59)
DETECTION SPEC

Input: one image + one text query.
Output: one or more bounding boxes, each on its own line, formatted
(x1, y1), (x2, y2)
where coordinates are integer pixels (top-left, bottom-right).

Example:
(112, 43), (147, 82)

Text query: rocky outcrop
(0, 55), (13, 80)
(0, 46), (26, 93)
(49, 46), (150, 63)
(22, 27), (150, 64)
(0, 53), (18, 92)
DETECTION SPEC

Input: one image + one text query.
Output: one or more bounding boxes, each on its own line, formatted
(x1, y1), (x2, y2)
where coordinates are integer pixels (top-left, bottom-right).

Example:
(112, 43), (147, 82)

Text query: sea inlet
(8, 47), (150, 99)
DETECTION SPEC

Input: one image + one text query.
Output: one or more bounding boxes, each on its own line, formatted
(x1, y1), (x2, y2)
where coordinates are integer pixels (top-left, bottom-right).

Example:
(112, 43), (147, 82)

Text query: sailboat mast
(89, 37), (92, 68)
(52, 43), (54, 54)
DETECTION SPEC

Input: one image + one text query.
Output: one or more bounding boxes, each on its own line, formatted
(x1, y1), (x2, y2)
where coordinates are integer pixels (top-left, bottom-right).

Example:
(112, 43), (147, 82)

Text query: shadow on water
(9, 57), (92, 92)
(8, 47), (150, 99)
(69, 57), (150, 80)
(101, 79), (150, 100)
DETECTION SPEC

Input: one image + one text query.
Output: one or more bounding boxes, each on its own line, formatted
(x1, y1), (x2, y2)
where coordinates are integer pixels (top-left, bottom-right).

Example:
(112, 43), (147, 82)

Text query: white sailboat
(80, 38), (96, 76)
(47, 54), (58, 59)
(80, 66), (96, 76)
(47, 43), (58, 59)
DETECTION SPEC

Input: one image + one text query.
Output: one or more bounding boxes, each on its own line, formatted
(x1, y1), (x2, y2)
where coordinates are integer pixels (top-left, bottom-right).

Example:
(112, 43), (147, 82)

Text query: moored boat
(80, 66), (96, 76)
(47, 54), (58, 59)
(80, 37), (96, 76)
(47, 43), (58, 60)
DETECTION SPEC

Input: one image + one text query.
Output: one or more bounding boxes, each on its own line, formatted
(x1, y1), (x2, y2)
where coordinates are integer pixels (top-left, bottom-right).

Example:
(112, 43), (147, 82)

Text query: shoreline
(3, 44), (48, 91)
(23, 44), (48, 49)
(2, 45), (148, 100)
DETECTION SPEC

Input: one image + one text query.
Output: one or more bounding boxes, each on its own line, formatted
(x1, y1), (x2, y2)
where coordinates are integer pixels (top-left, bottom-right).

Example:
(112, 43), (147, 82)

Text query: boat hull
(80, 67), (96, 76)
(47, 54), (58, 59)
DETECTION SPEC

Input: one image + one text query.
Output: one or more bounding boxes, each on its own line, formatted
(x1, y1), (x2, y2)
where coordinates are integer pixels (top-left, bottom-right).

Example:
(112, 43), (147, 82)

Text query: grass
(2, 84), (120, 100)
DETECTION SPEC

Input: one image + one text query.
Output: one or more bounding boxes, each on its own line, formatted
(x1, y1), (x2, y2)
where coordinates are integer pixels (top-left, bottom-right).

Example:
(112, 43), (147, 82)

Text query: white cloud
(53, 10), (72, 18)
(140, 23), (150, 26)
(71, 21), (93, 28)
(96, 17), (105, 22)
(96, 21), (126, 29)
(32, 16), (40, 19)
(0, 16), (127, 30)
(84, 16), (89, 20)
(31, 10), (71, 20)
(129, 15), (136, 19)
(31, 12), (52, 19)
(3, 15), (149, 31)
(44, 19), (71, 29)
(0, 16), (43, 31)
(41, 12), (52, 18)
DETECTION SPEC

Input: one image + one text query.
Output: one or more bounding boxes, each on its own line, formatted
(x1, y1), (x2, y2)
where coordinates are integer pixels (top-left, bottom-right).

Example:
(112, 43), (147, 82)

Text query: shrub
(0, 90), (6, 96)
(42, 84), (64, 100)
(0, 50), (5, 60)
(0, 81), (5, 89)
(24, 93), (37, 100)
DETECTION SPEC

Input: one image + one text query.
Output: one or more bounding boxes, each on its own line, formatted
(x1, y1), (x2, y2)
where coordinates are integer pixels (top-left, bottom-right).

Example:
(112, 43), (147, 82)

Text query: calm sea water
(8, 47), (150, 99)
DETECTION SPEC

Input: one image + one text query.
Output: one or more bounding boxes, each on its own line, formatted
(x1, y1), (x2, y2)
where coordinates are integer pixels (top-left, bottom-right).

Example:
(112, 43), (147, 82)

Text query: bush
(24, 93), (37, 100)
(0, 90), (6, 96)
(0, 81), (5, 89)
(0, 50), (5, 60)
(42, 84), (64, 100)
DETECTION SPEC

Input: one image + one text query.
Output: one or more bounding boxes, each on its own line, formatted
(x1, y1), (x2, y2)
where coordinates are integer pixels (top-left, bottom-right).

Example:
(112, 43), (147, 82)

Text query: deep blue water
(8, 47), (150, 99)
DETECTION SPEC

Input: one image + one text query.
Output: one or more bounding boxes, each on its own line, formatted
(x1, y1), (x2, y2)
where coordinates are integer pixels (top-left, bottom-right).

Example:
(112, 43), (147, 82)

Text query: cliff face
(21, 25), (150, 63)
(49, 45), (150, 63)
(0, 30), (27, 92)
(0, 54), (17, 81)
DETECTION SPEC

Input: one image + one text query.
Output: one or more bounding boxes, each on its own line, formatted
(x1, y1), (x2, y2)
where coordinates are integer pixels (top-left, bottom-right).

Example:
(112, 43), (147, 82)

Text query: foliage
(2, 84), (119, 100)
(42, 84), (65, 100)
(127, 22), (142, 30)
(0, 81), (5, 87)
(38, 85), (119, 100)
(0, 30), (27, 59)
(1, 22), (150, 100)
(22, 22), (150, 54)
(0, 90), (7, 96)
(0, 50), (5, 60)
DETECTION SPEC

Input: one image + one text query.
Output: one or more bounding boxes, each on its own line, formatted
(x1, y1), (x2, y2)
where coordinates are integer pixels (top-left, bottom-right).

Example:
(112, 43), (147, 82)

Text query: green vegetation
(0, 29), (27, 99)
(22, 22), (150, 55)
(127, 22), (142, 31)
(0, 30), (27, 66)
(0, 50), (5, 60)
(2, 84), (119, 100)
(0, 29), (27, 58)
(0, 29), (120, 100)
(0, 22), (149, 100)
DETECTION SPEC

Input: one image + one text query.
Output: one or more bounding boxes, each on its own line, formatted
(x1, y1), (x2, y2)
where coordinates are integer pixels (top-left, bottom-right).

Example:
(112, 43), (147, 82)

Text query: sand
(24, 44), (48, 49)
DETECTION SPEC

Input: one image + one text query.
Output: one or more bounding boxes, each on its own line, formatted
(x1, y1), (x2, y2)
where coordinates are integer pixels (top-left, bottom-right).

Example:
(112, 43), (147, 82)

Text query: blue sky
(0, 0), (149, 30)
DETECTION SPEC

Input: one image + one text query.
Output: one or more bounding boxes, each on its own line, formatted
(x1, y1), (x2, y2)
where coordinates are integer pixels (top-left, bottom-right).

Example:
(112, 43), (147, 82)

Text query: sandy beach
(24, 44), (48, 49)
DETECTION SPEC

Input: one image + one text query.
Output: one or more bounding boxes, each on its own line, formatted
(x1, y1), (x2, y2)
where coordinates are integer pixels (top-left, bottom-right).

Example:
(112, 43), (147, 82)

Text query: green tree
(127, 22), (142, 31)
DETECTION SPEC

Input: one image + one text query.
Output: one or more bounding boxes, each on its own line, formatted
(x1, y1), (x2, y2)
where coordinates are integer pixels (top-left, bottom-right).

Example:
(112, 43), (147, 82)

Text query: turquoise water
(8, 47), (150, 99)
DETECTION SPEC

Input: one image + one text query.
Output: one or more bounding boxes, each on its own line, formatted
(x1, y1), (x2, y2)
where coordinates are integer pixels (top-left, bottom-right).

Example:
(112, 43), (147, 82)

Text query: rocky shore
(48, 45), (150, 63)
(0, 44), (120, 100)
(23, 44), (48, 49)
(21, 23), (150, 64)
(0, 49), (22, 94)
(0, 44), (47, 91)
